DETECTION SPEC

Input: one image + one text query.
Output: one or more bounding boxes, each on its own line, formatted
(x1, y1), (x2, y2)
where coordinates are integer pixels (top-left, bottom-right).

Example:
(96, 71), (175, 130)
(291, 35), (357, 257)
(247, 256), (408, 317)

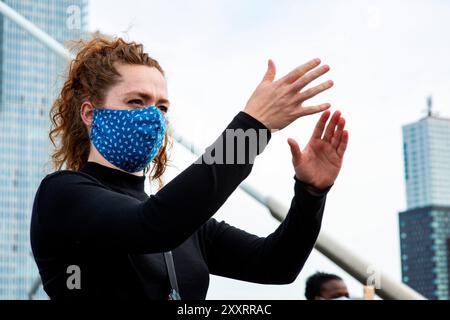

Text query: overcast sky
(89, 0), (450, 299)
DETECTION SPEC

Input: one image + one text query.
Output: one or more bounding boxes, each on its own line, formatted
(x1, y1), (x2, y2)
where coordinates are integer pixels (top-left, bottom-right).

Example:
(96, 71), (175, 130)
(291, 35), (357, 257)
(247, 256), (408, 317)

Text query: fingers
(289, 64), (330, 93)
(337, 130), (349, 158)
(311, 110), (331, 140)
(295, 80), (334, 103)
(321, 111), (349, 158)
(287, 138), (302, 163)
(261, 59), (276, 83)
(322, 111), (341, 142)
(280, 58), (321, 84)
(297, 102), (331, 117)
(331, 117), (346, 149)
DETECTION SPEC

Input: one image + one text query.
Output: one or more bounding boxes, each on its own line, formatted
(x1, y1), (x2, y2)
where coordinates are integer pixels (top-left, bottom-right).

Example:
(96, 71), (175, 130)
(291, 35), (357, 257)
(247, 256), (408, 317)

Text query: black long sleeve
(199, 177), (328, 285)
(31, 112), (270, 255)
(30, 111), (329, 300)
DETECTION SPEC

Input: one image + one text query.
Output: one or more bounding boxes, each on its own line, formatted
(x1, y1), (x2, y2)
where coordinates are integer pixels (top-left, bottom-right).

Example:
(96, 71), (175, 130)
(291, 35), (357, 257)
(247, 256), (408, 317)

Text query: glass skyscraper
(0, 0), (87, 299)
(399, 104), (450, 300)
(403, 116), (450, 209)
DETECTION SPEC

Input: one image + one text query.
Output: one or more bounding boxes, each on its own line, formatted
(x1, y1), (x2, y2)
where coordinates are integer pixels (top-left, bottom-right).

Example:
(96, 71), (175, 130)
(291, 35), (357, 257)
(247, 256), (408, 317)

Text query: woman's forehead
(115, 63), (167, 95)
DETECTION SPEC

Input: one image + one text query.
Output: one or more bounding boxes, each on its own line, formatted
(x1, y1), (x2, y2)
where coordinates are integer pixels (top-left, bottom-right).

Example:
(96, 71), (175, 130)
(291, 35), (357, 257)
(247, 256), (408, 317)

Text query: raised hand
(287, 111), (348, 190)
(243, 58), (333, 130)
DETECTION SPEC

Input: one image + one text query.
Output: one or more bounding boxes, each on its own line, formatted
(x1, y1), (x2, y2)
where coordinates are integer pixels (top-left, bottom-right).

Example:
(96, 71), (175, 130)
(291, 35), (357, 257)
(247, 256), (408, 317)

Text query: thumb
(261, 59), (276, 83)
(287, 138), (302, 164)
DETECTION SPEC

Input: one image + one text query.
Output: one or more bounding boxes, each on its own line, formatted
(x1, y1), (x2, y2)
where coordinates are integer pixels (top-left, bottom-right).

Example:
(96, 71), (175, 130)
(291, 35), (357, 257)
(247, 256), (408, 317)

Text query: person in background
(305, 272), (350, 300)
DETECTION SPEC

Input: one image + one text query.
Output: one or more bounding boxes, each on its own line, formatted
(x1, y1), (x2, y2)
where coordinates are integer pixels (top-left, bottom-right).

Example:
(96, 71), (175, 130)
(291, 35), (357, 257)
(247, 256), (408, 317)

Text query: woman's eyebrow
(157, 98), (171, 106)
(125, 91), (170, 106)
(125, 91), (152, 100)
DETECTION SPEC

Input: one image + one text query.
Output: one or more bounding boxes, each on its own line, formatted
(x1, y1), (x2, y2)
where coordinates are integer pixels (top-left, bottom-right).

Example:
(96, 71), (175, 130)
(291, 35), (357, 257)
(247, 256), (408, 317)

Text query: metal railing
(0, 1), (425, 300)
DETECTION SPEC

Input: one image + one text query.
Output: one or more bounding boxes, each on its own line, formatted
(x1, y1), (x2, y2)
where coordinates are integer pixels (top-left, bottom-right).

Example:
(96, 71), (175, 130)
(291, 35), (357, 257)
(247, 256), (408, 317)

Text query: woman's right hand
(243, 58), (333, 130)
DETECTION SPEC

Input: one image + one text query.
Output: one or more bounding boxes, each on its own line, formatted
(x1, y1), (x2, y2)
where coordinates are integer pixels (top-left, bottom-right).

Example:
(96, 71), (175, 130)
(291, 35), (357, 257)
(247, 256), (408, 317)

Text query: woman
(30, 37), (348, 299)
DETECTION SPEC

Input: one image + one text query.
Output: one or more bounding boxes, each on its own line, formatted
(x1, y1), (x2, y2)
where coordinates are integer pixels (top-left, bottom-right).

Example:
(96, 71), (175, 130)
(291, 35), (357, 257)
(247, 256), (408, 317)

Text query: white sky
(89, 0), (450, 299)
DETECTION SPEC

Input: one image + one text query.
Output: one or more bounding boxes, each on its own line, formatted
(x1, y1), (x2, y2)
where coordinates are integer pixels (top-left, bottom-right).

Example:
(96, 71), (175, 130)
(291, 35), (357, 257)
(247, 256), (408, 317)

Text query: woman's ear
(80, 101), (94, 128)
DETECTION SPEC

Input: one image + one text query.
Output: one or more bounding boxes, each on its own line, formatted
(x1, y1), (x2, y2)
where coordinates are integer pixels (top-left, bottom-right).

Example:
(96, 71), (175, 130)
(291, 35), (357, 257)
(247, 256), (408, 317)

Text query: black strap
(163, 251), (181, 300)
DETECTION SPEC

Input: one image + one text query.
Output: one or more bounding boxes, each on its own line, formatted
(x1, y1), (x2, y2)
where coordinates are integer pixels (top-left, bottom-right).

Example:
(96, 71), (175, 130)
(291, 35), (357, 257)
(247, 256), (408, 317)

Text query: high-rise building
(399, 98), (450, 300)
(0, 0), (87, 299)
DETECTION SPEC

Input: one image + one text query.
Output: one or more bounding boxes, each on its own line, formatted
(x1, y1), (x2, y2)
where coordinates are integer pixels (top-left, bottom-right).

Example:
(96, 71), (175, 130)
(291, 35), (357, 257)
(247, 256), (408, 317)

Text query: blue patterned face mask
(90, 106), (166, 173)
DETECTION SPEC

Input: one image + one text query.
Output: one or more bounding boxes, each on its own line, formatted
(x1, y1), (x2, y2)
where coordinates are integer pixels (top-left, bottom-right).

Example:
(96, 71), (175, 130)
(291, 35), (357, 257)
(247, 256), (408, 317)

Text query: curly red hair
(49, 36), (170, 186)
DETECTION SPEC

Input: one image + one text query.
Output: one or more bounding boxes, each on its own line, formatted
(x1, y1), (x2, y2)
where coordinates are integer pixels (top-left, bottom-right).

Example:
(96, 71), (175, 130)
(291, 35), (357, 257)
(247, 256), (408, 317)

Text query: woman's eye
(158, 105), (168, 113)
(128, 99), (144, 106)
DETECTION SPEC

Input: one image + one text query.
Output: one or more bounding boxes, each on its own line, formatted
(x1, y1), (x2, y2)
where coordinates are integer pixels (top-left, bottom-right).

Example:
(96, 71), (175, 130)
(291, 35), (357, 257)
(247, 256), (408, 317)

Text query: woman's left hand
(287, 110), (348, 191)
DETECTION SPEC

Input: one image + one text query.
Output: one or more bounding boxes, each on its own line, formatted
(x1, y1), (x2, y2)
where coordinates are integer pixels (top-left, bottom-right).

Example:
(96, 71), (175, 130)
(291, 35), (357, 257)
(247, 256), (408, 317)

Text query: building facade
(400, 113), (450, 300)
(0, 0), (87, 299)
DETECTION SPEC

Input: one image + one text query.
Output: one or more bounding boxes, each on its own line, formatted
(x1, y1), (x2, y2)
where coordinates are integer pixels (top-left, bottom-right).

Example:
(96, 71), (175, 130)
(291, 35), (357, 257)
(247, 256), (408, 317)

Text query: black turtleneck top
(30, 111), (329, 300)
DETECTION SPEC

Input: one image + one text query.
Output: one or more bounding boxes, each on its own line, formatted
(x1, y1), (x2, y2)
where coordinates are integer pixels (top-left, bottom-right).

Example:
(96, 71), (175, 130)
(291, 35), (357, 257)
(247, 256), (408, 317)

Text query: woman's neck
(87, 142), (145, 177)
